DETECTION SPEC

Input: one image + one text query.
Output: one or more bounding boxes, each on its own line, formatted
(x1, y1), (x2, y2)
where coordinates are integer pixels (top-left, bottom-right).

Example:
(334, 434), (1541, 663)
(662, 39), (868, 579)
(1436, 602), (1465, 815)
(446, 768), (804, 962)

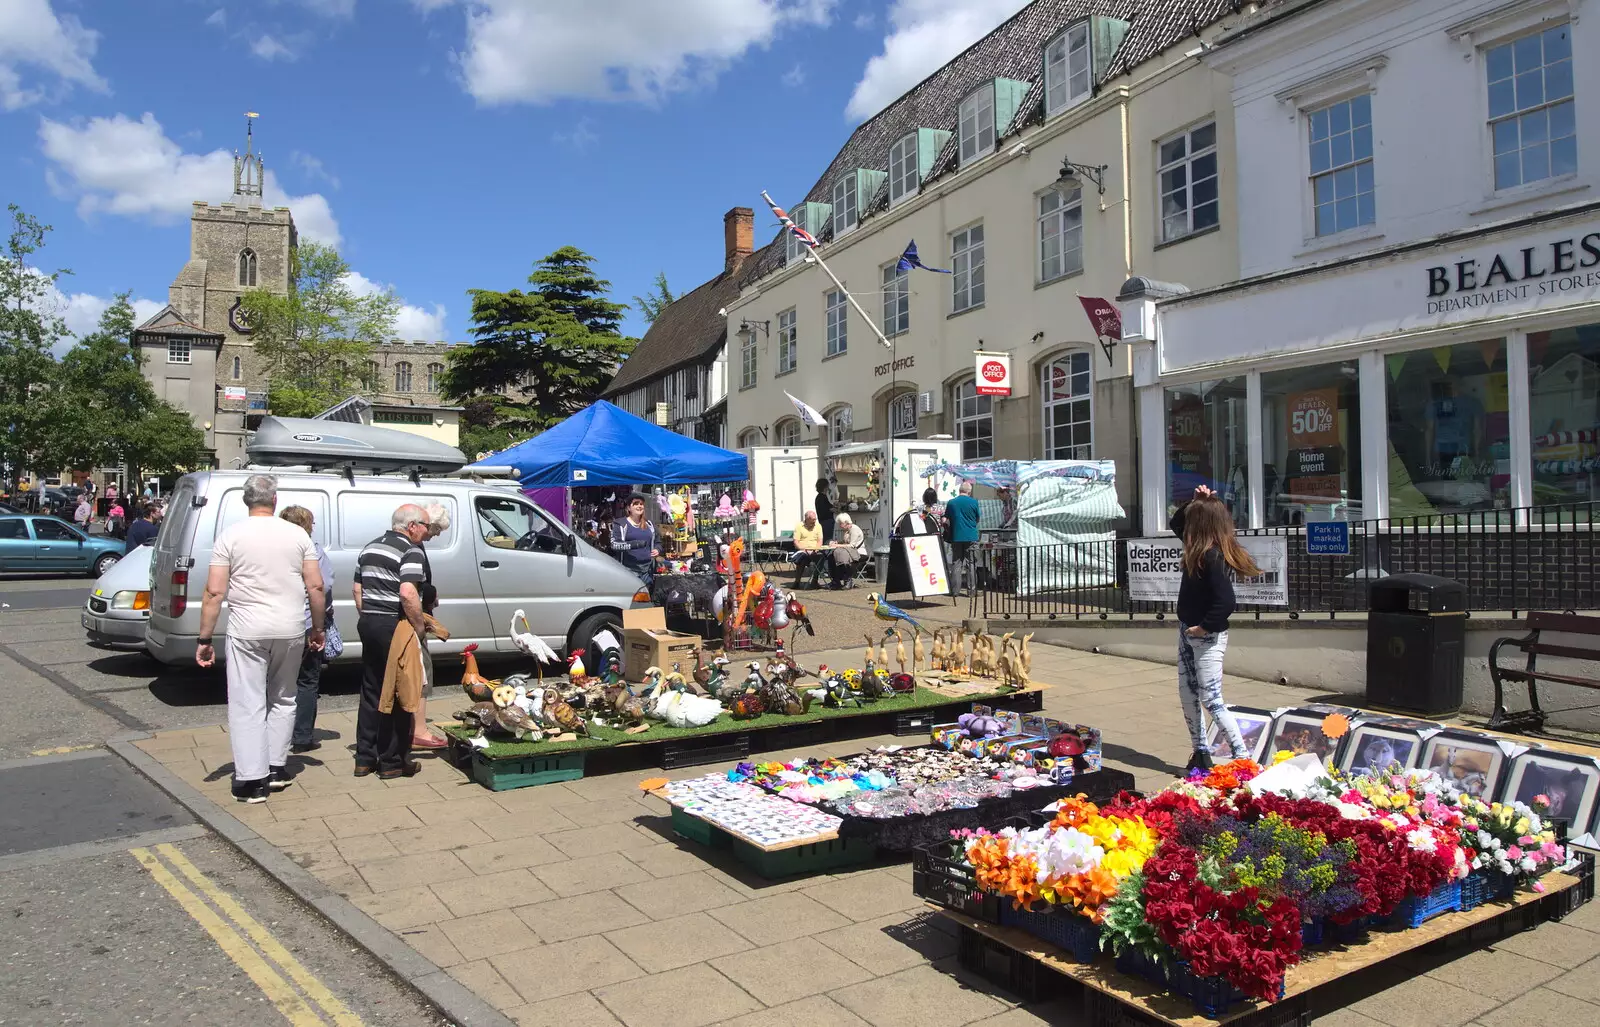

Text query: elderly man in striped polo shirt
(352, 503), (431, 778)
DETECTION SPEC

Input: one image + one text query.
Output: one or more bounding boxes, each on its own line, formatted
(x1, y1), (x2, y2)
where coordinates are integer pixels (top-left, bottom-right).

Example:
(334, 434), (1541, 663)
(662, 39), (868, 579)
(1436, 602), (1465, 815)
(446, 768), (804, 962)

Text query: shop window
(1528, 321), (1600, 506)
(1386, 340), (1510, 517)
(1261, 362), (1362, 523)
(890, 393), (917, 438)
(954, 379), (993, 460)
(1042, 352), (1093, 459)
(1487, 23), (1576, 190)
(1158, 122), (1219, 242)
(1166, 378), (1249, 526)
(1308, 93), (1375, 236)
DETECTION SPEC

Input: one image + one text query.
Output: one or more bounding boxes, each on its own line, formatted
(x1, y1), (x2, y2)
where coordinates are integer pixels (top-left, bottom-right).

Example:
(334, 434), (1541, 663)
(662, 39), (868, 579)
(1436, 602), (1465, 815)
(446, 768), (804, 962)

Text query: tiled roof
(601, 269), (739, 396)
(738, 0), (1243, 287)
(131, 304), (223, 339)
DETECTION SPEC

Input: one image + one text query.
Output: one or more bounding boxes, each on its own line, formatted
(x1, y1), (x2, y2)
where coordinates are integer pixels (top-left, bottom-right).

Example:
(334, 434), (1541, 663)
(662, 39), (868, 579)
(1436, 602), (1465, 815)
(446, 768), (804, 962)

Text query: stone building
(129, 116), (461, 466)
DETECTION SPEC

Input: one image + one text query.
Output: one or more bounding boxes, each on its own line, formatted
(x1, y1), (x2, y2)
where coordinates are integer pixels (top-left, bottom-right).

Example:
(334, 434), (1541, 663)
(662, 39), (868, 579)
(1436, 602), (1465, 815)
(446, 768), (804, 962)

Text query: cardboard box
(622, 607), (701, 683)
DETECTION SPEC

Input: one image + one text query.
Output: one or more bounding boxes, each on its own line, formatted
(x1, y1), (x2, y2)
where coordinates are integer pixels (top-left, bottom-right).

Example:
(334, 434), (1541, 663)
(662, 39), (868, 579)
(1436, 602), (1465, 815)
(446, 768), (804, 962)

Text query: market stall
(825, 438), (963, 578)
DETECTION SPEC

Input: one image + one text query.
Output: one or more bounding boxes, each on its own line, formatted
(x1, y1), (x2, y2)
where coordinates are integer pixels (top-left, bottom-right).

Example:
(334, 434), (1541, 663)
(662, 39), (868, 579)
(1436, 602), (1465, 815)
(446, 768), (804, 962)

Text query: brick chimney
(724, 207), (754, 273)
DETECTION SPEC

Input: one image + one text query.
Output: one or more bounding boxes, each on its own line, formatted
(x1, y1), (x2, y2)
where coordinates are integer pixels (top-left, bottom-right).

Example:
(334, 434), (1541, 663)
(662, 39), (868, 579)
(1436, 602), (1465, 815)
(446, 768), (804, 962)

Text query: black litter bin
(1365, 573), (1467, 715)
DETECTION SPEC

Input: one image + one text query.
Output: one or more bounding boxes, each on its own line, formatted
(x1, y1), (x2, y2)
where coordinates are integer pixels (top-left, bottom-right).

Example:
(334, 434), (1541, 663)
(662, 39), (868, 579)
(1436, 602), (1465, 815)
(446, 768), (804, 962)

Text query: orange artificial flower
(1049, 795), (1101, 830)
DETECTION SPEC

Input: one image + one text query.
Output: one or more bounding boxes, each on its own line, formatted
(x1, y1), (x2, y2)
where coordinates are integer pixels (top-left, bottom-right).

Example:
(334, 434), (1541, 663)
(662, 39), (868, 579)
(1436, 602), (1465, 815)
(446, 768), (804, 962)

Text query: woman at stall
(610, 493), (659, 585)
(1170, 485), (1260, 771)
(829, 512), (868, 588)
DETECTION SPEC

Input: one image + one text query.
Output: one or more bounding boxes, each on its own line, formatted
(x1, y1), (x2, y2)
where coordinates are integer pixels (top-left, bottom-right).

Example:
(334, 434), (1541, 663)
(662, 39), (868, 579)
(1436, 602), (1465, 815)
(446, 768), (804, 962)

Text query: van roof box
(247, 416), (467, 475)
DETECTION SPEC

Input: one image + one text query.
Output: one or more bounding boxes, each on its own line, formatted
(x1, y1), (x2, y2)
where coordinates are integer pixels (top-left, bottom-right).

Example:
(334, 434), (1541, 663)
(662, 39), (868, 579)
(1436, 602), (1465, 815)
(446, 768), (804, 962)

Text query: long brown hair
(1181, 497), (1261, 577)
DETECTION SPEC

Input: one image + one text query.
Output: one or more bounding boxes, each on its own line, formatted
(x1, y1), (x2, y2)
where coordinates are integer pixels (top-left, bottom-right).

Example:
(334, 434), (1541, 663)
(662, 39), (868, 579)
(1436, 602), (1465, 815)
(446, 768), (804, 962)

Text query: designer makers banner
(1125, 537), (1289, 606)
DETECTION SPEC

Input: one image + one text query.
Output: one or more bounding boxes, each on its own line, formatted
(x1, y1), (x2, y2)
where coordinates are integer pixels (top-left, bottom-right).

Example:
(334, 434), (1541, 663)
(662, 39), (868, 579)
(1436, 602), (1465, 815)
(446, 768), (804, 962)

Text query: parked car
(0, 515), (125, 577)
(145, 469), (651, 668)
(83, 544), (154, 648)
(0, 502), (18, 515)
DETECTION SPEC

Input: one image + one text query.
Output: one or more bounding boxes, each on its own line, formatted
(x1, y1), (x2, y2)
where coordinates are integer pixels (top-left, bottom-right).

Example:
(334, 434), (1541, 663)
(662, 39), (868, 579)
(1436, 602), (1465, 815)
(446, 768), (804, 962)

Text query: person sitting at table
(790, 511), (824, 588)
(829, 512), (868, 589)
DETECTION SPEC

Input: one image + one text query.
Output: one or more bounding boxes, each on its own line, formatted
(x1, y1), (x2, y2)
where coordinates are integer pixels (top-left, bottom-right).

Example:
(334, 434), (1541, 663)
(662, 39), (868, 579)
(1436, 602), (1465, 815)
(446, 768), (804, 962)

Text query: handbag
(321, 609), (345, 662)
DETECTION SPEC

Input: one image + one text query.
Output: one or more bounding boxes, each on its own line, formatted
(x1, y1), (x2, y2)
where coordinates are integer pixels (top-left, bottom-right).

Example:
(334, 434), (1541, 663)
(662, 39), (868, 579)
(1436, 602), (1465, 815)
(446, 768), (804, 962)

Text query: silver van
(145, 470), (650, 668)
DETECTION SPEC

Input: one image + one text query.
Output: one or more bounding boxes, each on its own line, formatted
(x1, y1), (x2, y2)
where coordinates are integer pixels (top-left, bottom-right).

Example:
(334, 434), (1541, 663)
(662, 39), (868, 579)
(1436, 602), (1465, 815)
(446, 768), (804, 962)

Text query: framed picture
(1419, 730), (1507, 800)
(1206, 706), (1274, 763)
(1503, 750), (1600, 834)
(1265, 708), (1352, 766)
(1339, 724), (1423, 777)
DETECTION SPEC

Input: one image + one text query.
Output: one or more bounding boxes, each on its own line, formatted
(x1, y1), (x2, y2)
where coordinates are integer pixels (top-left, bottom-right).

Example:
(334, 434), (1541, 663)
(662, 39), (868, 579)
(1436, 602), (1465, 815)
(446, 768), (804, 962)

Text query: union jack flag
(761, 190), (817, 249)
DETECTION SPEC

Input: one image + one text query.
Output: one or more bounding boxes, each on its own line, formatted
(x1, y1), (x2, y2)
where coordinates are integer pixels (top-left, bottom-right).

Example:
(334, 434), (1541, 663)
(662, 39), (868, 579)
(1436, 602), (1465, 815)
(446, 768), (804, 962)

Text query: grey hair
(242, 474), (278, 510)
(392, 503), (429, 530)
(959, 481), (974, 495)
(835, 513), (853, 527)
(423, 502), (451, 532)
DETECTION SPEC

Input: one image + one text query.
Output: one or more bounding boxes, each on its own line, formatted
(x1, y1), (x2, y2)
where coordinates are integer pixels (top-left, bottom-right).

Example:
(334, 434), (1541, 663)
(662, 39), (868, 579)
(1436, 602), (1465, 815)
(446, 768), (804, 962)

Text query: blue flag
(896, 239), (951, 274)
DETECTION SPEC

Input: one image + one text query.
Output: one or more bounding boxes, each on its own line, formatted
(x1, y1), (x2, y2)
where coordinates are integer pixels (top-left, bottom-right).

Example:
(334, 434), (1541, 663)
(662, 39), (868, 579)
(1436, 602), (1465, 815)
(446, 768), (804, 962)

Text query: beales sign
(1424, 228), (1600, 315)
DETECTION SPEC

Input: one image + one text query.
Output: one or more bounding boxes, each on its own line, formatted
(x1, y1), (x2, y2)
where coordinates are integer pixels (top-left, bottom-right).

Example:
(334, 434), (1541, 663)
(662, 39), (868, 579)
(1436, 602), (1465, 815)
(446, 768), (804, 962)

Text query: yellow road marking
(131, 847), (325, 1026)
(155, 843), (363, 1027)
(30, 744), (99, 757)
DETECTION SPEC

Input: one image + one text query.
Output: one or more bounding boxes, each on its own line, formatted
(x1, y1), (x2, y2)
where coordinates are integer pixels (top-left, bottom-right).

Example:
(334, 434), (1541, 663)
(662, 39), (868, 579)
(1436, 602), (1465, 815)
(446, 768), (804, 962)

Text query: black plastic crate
(911, 844), (1001, 924)
(1543, 852), (1596, 922)
(894, 707), (951, 736)
(662, 732), (751, 770)
(957, 925), (1069, 1003)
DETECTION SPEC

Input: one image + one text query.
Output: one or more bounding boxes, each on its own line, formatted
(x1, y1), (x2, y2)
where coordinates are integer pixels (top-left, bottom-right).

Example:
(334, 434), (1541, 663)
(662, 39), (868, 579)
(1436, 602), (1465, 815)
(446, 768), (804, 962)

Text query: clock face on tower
(228, 297), (254, 334)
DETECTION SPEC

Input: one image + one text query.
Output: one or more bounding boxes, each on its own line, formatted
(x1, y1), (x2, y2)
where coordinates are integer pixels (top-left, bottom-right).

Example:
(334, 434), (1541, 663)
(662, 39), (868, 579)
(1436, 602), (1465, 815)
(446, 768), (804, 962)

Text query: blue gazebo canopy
(467, 400), (748, 488)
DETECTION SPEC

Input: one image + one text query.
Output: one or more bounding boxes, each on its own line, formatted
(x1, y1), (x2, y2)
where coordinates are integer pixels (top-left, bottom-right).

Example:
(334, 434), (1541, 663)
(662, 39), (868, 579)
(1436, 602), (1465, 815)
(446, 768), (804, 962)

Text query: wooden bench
(1489, 612), (1600, 731)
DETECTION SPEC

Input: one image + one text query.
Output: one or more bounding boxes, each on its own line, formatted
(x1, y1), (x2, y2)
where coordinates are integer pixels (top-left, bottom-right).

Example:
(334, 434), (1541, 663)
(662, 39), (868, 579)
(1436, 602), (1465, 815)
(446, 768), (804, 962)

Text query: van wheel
(569, 611), (623, 676)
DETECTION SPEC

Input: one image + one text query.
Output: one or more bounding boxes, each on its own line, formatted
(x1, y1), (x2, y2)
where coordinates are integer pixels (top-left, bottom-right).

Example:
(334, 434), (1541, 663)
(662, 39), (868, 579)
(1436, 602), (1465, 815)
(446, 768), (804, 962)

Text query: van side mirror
(562, 533), (578, 557)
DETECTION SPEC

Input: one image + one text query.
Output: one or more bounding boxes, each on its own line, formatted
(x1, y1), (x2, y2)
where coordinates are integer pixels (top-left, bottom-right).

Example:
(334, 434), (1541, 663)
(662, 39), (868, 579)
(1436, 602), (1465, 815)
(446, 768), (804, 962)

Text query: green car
(0, 515), (126, 578)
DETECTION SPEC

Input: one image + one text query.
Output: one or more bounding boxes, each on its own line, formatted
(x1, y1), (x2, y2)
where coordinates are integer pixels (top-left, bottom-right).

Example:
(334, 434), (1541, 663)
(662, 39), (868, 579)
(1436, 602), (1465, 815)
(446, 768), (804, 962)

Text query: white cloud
(0, 0), (107, 110)
(291, 150), (340, 188)
(205, 8), (227, 28)
(427, 0), (836, 105)
(853, 12), (873, 30)
(781, 63), (805, 88)
(251, 34), (296, 61)
(552, 117), (598, 151)
(342, 272), (449, 342)
(13, 270), (165, 357)
(38, 112), (342, 247)
(298, 0), (357, 15)
(846, 0), (1028, 121)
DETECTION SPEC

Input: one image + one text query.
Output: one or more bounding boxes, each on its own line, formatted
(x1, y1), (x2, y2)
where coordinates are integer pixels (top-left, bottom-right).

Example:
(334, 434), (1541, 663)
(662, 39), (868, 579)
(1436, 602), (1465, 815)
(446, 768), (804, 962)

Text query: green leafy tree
(55, 294), (207, 485)
(441, 246), (635, 448)
(0, 205), (68, 483)
(457, 395), (521, 461)
(238, 242), (397, 417)
(632, 270), (675, 325)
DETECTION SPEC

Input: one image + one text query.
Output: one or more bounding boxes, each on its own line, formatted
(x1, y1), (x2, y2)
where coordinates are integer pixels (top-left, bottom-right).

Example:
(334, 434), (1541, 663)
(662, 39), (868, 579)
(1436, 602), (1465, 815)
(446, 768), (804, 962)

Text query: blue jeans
(1178, 623), (1246, 757)
(291, 644), (322, 747)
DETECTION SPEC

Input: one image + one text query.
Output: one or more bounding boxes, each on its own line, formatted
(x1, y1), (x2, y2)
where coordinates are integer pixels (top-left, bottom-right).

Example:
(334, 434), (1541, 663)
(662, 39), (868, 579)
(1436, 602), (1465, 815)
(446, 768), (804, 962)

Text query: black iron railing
(972, 502), (1600, 621)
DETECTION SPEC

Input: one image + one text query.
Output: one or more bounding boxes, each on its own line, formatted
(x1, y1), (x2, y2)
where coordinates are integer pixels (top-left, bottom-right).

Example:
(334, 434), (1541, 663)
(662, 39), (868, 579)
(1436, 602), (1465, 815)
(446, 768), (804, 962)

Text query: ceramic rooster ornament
(460, 643), (495, 703)
(568, 650), (590, 686)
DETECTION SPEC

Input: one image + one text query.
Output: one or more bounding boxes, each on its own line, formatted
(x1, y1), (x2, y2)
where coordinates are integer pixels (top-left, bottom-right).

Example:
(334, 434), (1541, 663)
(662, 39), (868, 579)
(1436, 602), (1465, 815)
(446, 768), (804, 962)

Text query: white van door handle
(480, 560), (498, 569)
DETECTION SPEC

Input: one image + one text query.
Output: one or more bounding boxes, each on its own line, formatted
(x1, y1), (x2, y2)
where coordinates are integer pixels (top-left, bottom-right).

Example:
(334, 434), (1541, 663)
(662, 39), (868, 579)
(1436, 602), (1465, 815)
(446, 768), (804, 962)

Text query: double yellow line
(131, 843), (363, 1027)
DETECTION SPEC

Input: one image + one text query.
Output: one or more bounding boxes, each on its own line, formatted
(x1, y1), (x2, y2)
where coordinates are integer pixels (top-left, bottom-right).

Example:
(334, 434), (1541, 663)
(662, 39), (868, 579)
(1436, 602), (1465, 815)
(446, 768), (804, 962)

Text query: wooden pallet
(931, 868), (1584, 1026)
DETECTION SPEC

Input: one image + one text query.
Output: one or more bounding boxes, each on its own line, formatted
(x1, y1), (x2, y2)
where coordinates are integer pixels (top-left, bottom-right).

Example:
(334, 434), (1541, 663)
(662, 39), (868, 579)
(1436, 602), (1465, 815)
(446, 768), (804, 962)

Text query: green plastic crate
(469, 749), (585, 791)
(731, 835), (877, 878)
(669, 807), (732, 849)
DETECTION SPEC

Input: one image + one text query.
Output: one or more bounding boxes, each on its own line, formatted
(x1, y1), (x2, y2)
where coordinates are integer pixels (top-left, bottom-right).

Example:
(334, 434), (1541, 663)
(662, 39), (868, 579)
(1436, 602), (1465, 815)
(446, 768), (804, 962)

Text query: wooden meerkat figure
(953, 628), (968, 674)
(913, 630), (926, 674)
(1019, 632), (1034, 680)
(930, 629), (947, 672)
(894, 631), (908, 675)
(863, 634), (876, 669)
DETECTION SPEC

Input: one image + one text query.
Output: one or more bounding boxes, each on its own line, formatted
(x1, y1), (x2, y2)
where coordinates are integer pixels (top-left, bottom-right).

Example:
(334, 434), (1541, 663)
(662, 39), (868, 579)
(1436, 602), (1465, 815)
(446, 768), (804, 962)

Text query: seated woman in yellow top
(790, 511), (824, 587)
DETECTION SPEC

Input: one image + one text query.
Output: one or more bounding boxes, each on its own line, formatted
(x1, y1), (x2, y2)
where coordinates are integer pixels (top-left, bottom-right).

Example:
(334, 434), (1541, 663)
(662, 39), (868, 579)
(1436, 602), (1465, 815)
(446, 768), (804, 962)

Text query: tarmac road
(0, 579), (448, 1026)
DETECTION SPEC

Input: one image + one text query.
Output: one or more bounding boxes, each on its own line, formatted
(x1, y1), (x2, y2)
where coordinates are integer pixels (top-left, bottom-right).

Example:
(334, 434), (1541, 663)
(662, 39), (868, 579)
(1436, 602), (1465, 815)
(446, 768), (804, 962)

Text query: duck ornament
(644, 665), (723, 728)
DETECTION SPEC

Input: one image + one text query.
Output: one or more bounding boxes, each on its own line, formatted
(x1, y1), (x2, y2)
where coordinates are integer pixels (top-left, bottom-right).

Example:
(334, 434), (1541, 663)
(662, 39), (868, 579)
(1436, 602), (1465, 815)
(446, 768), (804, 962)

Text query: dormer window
(889, 133), (919, 206)
(958, 84), (996, 165)
(832, 176), (858, 236)
(1044, 22), (1091, 116)
(784, 202), (829, 265)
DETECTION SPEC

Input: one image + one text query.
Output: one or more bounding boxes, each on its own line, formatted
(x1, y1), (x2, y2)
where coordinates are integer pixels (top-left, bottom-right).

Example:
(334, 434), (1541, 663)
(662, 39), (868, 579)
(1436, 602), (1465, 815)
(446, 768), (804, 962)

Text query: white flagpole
(763, 190), (892, 349)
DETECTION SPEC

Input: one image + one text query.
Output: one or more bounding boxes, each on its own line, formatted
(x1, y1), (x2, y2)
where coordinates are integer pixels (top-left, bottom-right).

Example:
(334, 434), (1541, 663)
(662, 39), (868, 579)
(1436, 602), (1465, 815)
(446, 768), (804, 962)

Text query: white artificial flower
(1477, 831), (1494, 849)
(1519, 857), (1537, 873)
(1035, 826), (1105, 882)
(1406, 828), (1437, 853)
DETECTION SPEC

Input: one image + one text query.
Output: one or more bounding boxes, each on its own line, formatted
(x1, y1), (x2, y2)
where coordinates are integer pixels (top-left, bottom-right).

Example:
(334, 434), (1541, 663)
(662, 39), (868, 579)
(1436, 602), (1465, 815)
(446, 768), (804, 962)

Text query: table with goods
(911, 724), (1595, 1026)
(647, 706), (1133, 877)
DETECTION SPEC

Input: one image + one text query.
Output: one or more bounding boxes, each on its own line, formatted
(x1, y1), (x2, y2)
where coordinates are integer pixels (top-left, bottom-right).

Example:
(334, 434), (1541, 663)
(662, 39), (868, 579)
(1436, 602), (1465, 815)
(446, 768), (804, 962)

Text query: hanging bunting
(1386, 352), (1409, 380)
(1480, 338), (1503, 369)
(1432, 347), (1453, 375)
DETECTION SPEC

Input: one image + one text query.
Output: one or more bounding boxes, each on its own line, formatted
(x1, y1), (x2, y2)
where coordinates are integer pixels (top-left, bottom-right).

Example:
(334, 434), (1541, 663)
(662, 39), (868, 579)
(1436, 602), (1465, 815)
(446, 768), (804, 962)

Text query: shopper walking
(195, 475), (326, 803)
(73, 494), (92, 532)
(944, 482), (982, 597)
(352, 504), (430, 779)
(279, 506), (334, 755)
(1170, 485), (1261, 771)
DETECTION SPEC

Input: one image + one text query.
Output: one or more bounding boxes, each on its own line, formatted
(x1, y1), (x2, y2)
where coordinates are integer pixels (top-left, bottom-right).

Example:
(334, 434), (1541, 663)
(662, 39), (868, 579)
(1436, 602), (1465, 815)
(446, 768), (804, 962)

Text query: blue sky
(1, 0), (1030, 346)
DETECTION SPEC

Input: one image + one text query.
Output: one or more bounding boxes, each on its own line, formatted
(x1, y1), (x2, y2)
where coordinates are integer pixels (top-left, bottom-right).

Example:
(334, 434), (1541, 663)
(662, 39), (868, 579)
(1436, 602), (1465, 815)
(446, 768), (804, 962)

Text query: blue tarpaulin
(466, 400), (748, 488)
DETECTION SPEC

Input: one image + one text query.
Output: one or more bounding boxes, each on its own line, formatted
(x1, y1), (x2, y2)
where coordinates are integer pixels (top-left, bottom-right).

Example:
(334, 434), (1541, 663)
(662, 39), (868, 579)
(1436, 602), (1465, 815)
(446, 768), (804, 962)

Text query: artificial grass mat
(441, 684), (1024, 759)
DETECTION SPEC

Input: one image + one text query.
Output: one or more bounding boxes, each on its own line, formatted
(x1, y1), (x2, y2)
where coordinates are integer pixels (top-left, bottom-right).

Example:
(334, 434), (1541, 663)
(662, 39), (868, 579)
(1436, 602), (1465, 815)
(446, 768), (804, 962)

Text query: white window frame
(1157, 121), (1220, 243)
(888, 132), (919, 206)
(953, 379), (993, 460)
(740, 330), (757, 389)
(776, 307), (797, 374)
(1484, 21), (1577, 192)
(832, 176), (858, 237)
(825, 290), (848, 357)
(829, 405), (852, 446)
(889, 393), (917, 438)
(784, 205), (812, 266)
(881, 263), (909, 337)
(1041, 351), (1094, 459)
(776, 419), (802, 447)
(1044, 22), (1092, 117)
(958, 84), (996, 165)
(951, 223), (985, 313)
(1306, 93), (1376, 238)
(738, 428), (762, 448)
(167, 337), (191, 364)
(1037, 186), (1084, 284)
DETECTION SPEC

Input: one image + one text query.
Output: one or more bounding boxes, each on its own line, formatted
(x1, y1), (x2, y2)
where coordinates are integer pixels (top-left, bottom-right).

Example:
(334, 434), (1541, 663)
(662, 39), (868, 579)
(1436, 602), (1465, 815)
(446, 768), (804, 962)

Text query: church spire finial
(233, 111), (264, 206)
